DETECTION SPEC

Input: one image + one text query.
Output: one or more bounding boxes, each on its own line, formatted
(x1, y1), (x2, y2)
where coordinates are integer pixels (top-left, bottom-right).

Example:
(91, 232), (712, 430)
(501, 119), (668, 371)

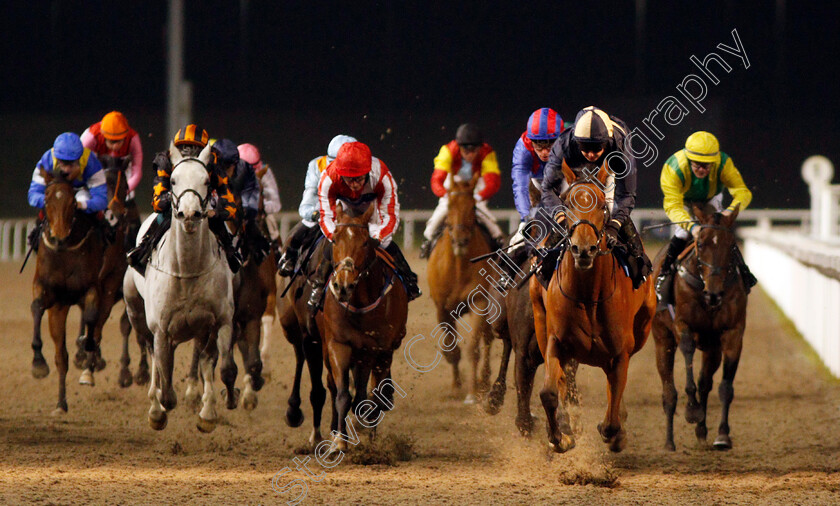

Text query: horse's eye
(205, 181), (210, 187)
(170, 179), (176, 186)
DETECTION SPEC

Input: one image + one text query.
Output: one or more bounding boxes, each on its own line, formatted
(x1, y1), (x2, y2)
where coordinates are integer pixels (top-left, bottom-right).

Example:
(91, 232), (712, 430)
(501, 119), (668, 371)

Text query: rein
(677, 224), (739, 292)
(41, 226), (93, 252)
(556, 252), (618, 305)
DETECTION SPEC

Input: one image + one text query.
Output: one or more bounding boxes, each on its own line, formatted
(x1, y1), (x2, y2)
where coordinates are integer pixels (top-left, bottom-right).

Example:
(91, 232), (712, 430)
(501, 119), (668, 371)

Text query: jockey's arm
(660, 162), (694, 232)
(719, 156), (752, 214)
(260, 166), (282, 214)
(373, 161), (399, 244)
(317, 172), (337, 241)
(299, 159), (321, 221)
(151, 152), (173, 213)
(430, 144), (452, 198)
(511, 140), (535, 221)
(80, 154), (108, 212)
(126, 135), (143, 193)
(476, 150), (501, 202)
(28, 152), (52, 209)
(608, 129), (639, 226)
(211, 169), (237, 221)
(240, 164), (261, 220)
(540, 142), (565, 213)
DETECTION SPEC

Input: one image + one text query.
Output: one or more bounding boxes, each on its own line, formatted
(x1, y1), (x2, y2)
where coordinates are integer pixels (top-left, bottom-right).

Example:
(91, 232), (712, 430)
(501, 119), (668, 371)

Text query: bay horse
(323, 203), (408, 451)
(530, 166), (655, 452)
(70, 155), (135, 387)
(652, 203), (747, 451)
(277, 233), (328, 447)
(123, 143), (237, 432)
(485, 180), (580, 436)
(427, 172), (496, 403)
(30, 169), (104, 414)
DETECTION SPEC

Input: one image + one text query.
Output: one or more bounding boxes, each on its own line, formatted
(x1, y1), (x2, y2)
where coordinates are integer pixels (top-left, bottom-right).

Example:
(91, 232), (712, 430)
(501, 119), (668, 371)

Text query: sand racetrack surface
(2, 253), (840, 505)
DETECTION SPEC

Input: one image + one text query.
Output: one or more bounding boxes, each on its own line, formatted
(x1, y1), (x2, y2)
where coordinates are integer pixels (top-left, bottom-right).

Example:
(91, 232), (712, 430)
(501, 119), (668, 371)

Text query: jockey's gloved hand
(309, 210), (320, 222)
(605, 219), (622, 248)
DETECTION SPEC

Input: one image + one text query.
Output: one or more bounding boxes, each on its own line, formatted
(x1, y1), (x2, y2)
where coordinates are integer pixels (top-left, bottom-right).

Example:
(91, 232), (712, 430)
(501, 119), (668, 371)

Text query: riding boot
(209, 218), (243, 274)
(655, 235), (689, 311)
(307, 241), (333, 316)
(127, 213), (170, 276)
(278, 221), (311, 276)
(384, 242), (422, 301)
(497, 242), (531, 290)
(731, 244), (758, 294)
(245, 219), (271, 265)
(620, 219), (652, 289)
(28, 214), (44, 253)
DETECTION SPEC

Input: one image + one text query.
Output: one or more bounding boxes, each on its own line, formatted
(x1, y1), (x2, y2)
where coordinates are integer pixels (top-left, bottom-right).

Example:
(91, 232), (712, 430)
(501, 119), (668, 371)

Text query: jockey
(419, 123), (504, 259)
(308, 141), (421, 314)
(127, 125), (242, 274)
(238, 143), (282, 244)
(277, 134), (357, 276)
(538, 106), (650, 288)
(500, 108), (565, 283)
(29, 132), (108, 219)
(655, 131), (757, 309)
(81, 111), (144, 245)
(212, 138), (271, 264)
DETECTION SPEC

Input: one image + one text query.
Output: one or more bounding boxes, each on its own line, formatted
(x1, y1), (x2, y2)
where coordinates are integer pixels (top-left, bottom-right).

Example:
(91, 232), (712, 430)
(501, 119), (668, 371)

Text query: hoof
(79, 369), (95, 386)
(684, 401), (705, 424)
(134, 368), (150, 386)
(463, 394), (477, 405)
(712, 434), (732, 450)
(149, 412), (168, 431)
(285, 406), (305, 428)
(331, 435), (349, 452)
(483, 387), (505, 415)
(309, 430), (323, 447)
(222, 387), (241, 410)
(548, 434), (575, 453)
(196, 416), (217, 433)
(51, 406), (68, 417)
(94, 355), (107, 372)
(665, 440), (676, 452)
(73, 349), (87, 370)
(608, 430), (627, 453)
(243, 391), (258, 412)
(261, 369), (272, 382)
(184, 390), (202, 412)
(118, 368), (134, 388)
(31, 360), (50, 379)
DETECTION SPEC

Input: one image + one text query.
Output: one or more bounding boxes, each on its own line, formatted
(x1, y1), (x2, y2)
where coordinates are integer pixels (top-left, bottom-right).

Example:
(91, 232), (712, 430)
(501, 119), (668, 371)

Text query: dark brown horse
(652, 203), (747, 451)
(485, 181), (580, 436)
(530, 167), (655, 452)
(277, 233), (328, 447)
(322, 203), (408, 451)
(427, 172), (496, 403)
(30, 169), (105, 414)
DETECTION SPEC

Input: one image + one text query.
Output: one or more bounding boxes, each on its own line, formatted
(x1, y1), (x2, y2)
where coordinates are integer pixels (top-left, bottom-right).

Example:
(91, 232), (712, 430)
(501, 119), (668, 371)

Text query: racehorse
(69, 155), (134, 387)
(322, 203), (408, 450)
(652, 203), (747, 451)
(485, 181), (580, 436)
(30, 169), (104, 414)
(530, 166), (655, 452)
(427, 172), (496, 403)
(184, 189), (275, 412)
(123, 143), (237, 432)
(277, 235), (329, 447)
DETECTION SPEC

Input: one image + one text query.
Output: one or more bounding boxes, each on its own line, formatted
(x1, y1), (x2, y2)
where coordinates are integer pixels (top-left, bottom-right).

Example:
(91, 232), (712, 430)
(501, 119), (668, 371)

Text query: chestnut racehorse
(652, 203), (747, 451)
(30, 169), (104, 414)
(323, 203), (408, 451)
(427, 172), (496, 403)
(530, 167), (655, 453)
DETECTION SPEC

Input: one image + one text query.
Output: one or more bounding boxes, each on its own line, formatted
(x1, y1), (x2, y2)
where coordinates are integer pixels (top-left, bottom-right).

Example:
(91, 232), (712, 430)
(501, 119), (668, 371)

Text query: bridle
(692, 223), (738, 286)
(170, 157), (211, 217)
(329, 222), (388, 314)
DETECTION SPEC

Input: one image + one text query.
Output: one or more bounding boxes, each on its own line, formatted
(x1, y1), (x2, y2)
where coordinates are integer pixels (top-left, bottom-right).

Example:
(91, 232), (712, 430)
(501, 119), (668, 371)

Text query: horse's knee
(662, 384), (677, 414)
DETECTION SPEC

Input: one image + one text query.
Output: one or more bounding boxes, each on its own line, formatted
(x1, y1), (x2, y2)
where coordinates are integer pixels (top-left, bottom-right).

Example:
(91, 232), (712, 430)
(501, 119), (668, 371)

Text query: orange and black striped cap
(173, 124), (209, 147)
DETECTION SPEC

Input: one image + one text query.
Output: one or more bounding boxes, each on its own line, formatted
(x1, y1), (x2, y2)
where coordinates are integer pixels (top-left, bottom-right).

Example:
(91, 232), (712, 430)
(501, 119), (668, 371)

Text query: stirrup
(277, 251), (297, 277)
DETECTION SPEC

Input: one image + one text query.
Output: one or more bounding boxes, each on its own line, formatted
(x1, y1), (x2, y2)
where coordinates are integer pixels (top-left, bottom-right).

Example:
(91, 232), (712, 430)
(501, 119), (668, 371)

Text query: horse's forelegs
(30, 293), (50, 379)
(155, 335), (177, 412)
(678, 328), (703, 424)
(654, 324), (679, 451)
(696, 348), (722, 443)
(484, 330), (511, 416)
(463, 327), (480, 405)
(48, 306), (70, 414)
(539, 337), (574, 453)
(284, 333), (305, 428)
(184, 341), (202, 410)
(147, 345), (166, 430)
(240, 319), (264, 412)
(218, 323), (240, 410)
(599, 351), (629, 453)
(514, 348), (538, 436)
(478, 322), (494, 395)
(328, 339), (353, 452)
(118, 309), (133, 388)
(197, 337), (220, 433)
(563, 359), (582, 435)
(714, 330), (743, 450)
(78, 287), (101, 386)
(351, 362), (371, 414)
(304, 336), (326, 446)
(260, 314), (274, 380)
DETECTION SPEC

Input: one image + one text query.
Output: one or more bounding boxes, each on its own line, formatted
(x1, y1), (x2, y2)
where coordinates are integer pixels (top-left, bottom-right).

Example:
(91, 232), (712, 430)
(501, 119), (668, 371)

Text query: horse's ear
(41, 167), (52, 184)
(335, 203), (345, 222)
(169, 142), (182, 165)
(198, 143), (213, 166)
(361, 202), (376, 223)
(726, 202), (741, 226)
(596, 163), (610, 187)
(692, 202), (709, 223)
(560, 160), (576, 184)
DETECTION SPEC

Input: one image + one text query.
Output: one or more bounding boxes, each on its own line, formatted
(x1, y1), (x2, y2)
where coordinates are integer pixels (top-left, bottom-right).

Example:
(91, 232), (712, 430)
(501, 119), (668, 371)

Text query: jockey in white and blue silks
(277, 134), (361, 276)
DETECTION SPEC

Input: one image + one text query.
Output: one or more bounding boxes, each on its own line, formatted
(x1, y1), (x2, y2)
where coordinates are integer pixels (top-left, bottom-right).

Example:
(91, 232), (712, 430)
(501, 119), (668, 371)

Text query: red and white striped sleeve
(374, 159), (399, 242)
(318, 170), (337, 241)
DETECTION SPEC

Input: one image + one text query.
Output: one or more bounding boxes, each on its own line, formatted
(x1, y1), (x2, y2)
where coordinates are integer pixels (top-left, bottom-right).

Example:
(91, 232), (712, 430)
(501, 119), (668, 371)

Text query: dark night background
(1, 1), (838, 218)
